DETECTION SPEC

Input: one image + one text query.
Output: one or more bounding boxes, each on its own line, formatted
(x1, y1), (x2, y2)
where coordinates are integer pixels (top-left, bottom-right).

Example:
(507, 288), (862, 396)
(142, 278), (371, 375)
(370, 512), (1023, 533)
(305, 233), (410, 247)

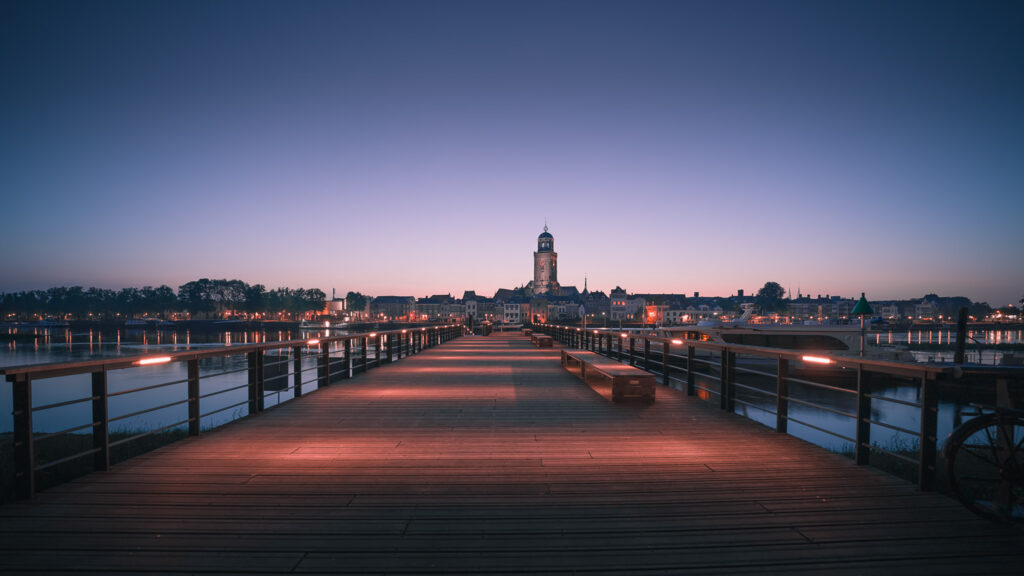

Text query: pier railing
(1, 324), (464, 499)
(530, 324), (1024, 492)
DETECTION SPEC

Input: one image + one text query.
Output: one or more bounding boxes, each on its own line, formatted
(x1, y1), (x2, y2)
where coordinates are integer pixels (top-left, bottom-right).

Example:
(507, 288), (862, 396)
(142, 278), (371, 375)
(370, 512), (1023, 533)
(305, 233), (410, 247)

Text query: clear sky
(2, 0), (1022, 305)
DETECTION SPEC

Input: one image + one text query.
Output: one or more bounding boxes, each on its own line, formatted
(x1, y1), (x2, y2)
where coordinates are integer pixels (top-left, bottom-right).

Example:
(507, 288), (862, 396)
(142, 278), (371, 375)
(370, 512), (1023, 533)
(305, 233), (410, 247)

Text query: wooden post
(686, 346), (695, 396)
(91, 370), (109, 472)
(292, 346), (303, 397)
(387, 334), (395, 363)
(617, 335), (623, 362)
(855, 366), (871, 465)
(919, 374), (938, 491)
(662, 341), (671, 387)
(375, 334), (382, 366)
(775, 358), (788, 433)
(11, 373), (34, 499)
(188, 359), (201, 434)
(629, 337), (635, 366)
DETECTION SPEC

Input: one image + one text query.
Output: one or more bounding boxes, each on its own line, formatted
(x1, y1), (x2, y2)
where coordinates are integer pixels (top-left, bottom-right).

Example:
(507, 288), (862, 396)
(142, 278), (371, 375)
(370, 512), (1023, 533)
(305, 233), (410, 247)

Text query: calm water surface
(1, 326), (1019, 460)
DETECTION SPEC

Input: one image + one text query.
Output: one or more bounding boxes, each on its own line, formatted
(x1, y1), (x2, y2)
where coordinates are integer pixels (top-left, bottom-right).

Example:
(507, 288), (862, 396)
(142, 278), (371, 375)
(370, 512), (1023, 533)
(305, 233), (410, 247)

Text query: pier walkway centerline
(1, 334), (1022, 574)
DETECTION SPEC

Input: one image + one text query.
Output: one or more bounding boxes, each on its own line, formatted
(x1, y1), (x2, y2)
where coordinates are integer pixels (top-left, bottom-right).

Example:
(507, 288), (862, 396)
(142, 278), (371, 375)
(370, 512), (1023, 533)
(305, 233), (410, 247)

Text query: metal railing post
(292, 346), (303, 397)
(375, 334), (382, 366)
(855, 366), (871, 465)
(11, 373), (34, 499)
(387, 334), (395, 363)
(643, 338), (651, 371)
(629, 337), (635, 366)
(361, 337), (369, 373)
(318, 342), (330, 387)
(248, 349), (265, 414)
(188, 359), (201, 434)
(686, 346), (695, 396)
(719, 350), (730, 410)
(91, 370), (110, 472)
(919, 374), (938, 491)
(775, 358), (788, 433)
(344, 338), (353, 378)
(617, 335), (623, 362)
(662, 341), (671, 386)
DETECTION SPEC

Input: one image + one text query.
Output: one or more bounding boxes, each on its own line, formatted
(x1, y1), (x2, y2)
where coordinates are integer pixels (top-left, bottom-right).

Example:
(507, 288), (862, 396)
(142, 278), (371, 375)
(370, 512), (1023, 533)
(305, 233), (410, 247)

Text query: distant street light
(851, 292), (874, 357)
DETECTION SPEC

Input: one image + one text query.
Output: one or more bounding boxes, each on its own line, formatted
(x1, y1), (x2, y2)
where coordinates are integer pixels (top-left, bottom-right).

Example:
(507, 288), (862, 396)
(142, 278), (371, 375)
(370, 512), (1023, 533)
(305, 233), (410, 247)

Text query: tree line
(0, 279), (326, 320)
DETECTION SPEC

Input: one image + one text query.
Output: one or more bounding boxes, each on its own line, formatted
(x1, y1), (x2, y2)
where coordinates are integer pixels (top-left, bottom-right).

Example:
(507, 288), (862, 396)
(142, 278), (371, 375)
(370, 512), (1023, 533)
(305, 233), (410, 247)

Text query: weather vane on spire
(544, 218), (548, 233)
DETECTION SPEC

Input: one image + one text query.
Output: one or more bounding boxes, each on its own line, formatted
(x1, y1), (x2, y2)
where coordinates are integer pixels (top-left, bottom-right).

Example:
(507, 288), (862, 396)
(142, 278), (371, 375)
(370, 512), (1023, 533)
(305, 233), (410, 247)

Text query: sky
(2, 0), (1022, 306)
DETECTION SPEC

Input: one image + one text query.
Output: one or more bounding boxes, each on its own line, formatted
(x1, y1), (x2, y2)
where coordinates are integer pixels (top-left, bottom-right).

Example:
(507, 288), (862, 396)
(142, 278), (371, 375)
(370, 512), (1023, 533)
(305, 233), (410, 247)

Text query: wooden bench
(522, 328), (533, 337)
(530, 334), (553, 348)
(561, 350), (655, 404)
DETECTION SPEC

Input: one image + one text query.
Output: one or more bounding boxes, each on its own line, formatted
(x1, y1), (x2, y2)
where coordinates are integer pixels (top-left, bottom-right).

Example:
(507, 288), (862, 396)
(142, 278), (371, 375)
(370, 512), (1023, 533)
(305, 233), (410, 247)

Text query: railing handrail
(560, 325), (966, 379)
(1, 325), (457, 380)
(530, 322), (1024, 493)
(4, 323), (466, 500)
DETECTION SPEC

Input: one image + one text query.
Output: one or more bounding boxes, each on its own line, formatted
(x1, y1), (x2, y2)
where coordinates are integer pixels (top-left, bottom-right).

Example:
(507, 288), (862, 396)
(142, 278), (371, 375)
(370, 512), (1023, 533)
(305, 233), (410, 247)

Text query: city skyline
(3, 1), (1022, 306)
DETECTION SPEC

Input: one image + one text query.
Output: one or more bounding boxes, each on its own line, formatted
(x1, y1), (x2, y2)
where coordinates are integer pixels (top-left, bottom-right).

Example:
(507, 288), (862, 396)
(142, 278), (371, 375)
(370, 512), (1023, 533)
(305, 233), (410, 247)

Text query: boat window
(719, 333), (849, 350)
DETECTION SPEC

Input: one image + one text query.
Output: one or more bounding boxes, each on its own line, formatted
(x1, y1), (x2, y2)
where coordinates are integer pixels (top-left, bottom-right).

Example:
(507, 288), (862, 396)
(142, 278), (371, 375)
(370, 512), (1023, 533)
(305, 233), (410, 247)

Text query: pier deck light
(671, 339), (683, 345)
(802, 355), (833, 365)
(307, 339), (320, 346)
(136, 356), (172, 366)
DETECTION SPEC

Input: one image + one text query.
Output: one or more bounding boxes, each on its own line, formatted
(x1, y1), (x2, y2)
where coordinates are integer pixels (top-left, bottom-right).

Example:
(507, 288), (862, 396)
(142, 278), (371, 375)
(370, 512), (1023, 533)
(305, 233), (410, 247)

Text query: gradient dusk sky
(2, 0), (1022, 306)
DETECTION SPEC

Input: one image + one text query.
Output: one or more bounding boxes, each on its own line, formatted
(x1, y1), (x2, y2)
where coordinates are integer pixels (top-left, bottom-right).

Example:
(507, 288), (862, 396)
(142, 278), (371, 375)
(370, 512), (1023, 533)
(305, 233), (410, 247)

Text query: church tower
(533, 224), (558, 294)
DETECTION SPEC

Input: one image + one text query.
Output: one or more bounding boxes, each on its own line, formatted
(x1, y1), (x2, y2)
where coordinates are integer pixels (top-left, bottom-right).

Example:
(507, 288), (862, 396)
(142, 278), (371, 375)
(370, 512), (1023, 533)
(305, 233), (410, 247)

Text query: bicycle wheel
(944, 412), (1024, 523)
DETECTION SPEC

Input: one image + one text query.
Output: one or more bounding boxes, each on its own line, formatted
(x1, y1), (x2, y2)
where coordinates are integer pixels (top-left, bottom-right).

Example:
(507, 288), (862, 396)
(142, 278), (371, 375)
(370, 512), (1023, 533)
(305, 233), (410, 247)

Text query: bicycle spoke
(959, 442), (1000, 468)
(958, 475), (1001, 483)
(983, 424), (1000, 465)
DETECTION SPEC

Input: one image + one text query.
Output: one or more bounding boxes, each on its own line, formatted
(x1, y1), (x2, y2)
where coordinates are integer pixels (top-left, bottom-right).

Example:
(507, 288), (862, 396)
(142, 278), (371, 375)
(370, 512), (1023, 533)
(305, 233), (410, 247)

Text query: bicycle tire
(944, 412), (1024, 523)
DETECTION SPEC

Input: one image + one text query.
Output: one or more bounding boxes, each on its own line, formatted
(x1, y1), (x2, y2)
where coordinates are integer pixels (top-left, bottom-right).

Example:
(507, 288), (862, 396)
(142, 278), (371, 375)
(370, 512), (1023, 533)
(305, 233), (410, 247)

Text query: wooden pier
(1, 333), (1022, 574)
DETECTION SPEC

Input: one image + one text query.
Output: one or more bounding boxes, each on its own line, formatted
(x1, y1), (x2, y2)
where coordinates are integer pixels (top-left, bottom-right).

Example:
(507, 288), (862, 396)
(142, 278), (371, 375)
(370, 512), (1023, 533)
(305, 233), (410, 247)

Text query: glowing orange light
(136, 356), (172, 366)
(401, 329), (407, 333)
(593, 330), (599, 334)
(369, 333), (377, 337)
(802, 355), (832, 365)
(307, 339), (320, 346)
(621, 333), (628, 338)
(671, 339), (683, 345)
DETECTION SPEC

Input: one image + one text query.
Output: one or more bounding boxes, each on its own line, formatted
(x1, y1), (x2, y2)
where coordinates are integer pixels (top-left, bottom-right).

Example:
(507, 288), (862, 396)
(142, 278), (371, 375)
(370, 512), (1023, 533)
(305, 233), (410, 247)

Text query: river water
(2, 326), (1021, 480)
(0, 326), (348, 437)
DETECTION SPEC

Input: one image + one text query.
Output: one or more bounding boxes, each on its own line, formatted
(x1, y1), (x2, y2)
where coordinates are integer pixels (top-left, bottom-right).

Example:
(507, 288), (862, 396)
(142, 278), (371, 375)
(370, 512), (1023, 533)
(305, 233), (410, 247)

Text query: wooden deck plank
(1, 333), (1021, 574)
